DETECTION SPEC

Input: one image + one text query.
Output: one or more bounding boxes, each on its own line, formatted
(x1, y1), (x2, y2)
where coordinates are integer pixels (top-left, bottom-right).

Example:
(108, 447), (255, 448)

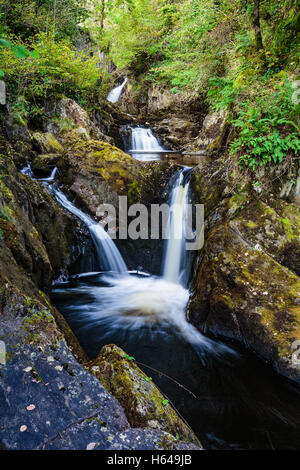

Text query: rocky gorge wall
(0, 82), (299, 450)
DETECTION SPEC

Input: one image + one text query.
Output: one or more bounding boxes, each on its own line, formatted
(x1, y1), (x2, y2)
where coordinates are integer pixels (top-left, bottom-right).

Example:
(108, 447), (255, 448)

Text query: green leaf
(162, 399), (169, 405)
(0, 38), (14, 48)
(29, 50), (40, 59)
(12, 45), (30, 59)
(0, 70), (4, 77)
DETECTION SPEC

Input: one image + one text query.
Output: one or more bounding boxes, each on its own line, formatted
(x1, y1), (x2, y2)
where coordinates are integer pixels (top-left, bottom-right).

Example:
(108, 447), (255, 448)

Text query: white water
(163, 170), (190, 285)
(20, 164), (58, 181)
(51, 188), (127, 274)
(54, 273), (234, 354)
(39, 167), (58, 182)
(21, 162), (234, 354)
(20, 163), (127, 274)
(130, 127), (164, 161)
(20, 163), (34, 178)
(107, 78), (128, 103)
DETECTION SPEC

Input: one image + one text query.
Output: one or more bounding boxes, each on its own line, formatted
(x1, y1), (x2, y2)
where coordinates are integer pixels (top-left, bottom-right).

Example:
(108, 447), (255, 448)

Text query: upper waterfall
(107, 78), (128, 103)
(129, 126), (164, 161)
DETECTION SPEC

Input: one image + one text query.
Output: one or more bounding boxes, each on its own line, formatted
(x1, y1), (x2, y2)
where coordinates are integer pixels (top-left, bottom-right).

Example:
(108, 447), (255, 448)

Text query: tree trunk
(253, 0), (263, 50)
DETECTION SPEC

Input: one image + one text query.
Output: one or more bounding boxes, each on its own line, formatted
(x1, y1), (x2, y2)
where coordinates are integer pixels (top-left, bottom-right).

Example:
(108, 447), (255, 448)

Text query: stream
(22, 124), (300, 450)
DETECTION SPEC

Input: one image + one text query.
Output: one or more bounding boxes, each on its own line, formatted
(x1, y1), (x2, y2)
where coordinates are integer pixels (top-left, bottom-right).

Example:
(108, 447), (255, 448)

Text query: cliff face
(187, 150), (300, 385)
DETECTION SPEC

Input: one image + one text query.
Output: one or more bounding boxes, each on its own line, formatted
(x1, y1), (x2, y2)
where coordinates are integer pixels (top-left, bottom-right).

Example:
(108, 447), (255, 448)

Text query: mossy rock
(230, 199), (300, 276)
(88, 344), (201, 447)
(32, 132), (64, 154)
(190, 164), (225, 218)
(189, 223), (300, 384)
(32, 154), (61, 176)
(60, 139), (142, 217)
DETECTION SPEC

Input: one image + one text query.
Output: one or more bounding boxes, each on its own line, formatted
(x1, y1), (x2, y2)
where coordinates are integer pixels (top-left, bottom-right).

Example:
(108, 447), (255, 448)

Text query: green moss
(63, 139), (141, 195)
(191, 223), (300, 370)
(32, 132), (64, 154)
(88, 344), (201, 447)
(245, 220), (257, 228)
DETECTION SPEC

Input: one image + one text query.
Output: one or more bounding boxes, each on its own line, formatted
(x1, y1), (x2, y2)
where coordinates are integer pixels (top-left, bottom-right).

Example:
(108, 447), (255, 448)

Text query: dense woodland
(0, 0), (299, 172)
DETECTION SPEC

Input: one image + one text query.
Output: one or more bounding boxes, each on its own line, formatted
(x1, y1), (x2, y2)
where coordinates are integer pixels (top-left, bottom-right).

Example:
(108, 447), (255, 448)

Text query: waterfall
(20, 163), (34, 178)
(20, 163), (127, 275)
(39, 167), (58, 182)
(50, 187), (127, 274)
(129, 126), (164, 161)
(107, 78), (127, 104)
(163, 169), (191, 286)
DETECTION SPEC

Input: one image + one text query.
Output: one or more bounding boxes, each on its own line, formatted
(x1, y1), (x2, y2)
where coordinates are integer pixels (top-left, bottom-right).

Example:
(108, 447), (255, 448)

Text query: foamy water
(53, 274), (236, 357)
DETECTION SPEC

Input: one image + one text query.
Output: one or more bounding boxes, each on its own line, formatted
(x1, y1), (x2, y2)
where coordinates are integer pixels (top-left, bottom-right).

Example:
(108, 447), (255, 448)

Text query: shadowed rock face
(188, 163), (300, 385)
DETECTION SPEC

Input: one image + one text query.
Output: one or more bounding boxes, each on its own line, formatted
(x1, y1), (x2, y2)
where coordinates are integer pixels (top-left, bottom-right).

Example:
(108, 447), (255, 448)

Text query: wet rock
(196, 109), (229, 152)
(0, 287), (129, 450)
(189, 222), (300, 385)
(32, 132), (64, 155)
(229, 199), (300, 276)
(88, 344), (202, 447)
(59, 139), (141, 217)
(4, 107), (32, 155)
(32, 154), (61, 176)
(0, 149), (92, 289)
(0, 282), (201, 450)
(152, 117), (197, 149)
(97, 428), (201, 450)
(188, 154), (300, 384)
(148, 85), (176, 114)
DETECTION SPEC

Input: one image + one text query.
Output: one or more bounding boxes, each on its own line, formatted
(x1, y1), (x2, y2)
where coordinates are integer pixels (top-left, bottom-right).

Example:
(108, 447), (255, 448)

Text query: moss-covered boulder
(188, 156), (300, 384)
(0, 149), (92, 289)
(229, 199), (300, 276)
(189, 222), (300, 385)
(59, 139), (142, 216)
(32, 132), (64, 154)
(88, 344), (202, 447)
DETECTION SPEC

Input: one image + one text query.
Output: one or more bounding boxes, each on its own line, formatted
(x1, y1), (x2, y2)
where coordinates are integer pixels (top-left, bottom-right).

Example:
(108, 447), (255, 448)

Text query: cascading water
(20, 163), (34, 178)
(20, 164), (127, 274)
(163, 169), (191, 286)
(19, 144), (300, 450)
(129, 126), (164, 161)
(106, 77), (127, 103)
(49, 187), (128, 275)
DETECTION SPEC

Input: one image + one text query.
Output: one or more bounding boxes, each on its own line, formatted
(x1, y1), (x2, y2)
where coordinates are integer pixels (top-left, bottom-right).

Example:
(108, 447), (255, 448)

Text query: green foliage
(230, 76), (300, 169)
(100, 0), (299, 175)
(234, 131), (300, 170)
(0, 0), (89, 40)
(207, 77), (236, 110)
(0, 32), (102, 121)
(0, 36), (38, 76)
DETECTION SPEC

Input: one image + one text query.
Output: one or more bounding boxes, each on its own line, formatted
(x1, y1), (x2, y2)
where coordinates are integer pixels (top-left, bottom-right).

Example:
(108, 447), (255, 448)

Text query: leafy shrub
(0, 32), (103, 121)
